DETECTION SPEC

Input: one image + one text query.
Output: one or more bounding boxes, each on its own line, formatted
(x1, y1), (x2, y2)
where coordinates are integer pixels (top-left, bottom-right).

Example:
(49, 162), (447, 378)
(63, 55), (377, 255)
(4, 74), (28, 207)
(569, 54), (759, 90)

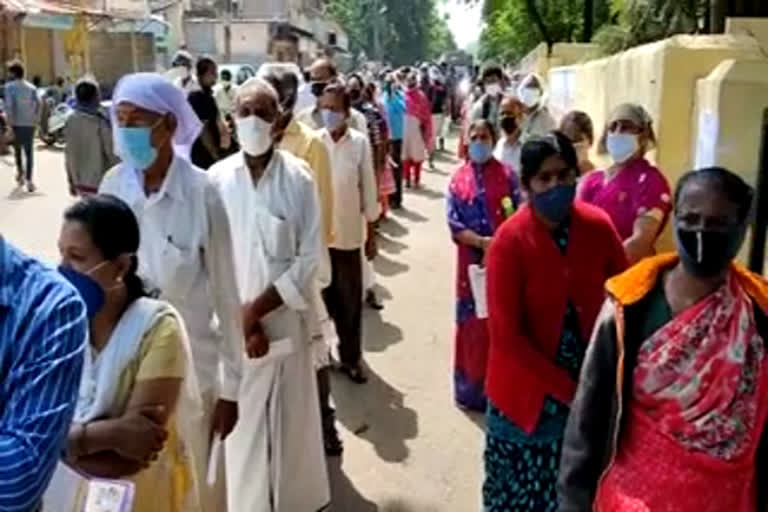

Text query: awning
(0, 0), (108, 16)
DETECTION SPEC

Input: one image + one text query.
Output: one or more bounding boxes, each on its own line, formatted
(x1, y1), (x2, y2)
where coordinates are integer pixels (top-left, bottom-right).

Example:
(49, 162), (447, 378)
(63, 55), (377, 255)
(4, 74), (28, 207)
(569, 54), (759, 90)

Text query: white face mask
(235, 115), (274, 157)
(606, 132), (639, 164)
(519, 87), (542, 108)
(485, 83), (502, 97)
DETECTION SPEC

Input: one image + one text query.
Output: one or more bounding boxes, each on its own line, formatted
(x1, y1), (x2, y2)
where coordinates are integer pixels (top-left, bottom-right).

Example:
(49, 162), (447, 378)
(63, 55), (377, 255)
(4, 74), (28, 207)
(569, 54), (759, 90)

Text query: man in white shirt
(318, 80), (379, 383)
(213, 69), (237, 118)
(297, 58), (368, 136)
(98, 73), (245, 511)
(209, 78), (330, 512)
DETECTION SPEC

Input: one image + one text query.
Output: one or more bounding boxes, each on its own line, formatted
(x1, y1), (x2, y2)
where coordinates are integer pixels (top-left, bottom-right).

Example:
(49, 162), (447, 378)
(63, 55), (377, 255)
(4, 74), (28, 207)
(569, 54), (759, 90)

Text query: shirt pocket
(257, 212), (296, 265)
(159, 236), (200, 299)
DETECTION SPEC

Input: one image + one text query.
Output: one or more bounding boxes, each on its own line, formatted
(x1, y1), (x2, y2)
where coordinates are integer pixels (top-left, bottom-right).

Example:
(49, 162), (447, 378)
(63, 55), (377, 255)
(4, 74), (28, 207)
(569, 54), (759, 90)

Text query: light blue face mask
(468, 141), (493, 164)
(321, 109), (346, 132)
(116, 123), (160, 171)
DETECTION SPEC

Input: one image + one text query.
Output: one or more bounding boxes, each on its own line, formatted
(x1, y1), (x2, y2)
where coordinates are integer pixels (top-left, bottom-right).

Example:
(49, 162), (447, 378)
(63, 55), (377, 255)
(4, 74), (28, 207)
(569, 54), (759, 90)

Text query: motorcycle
(39, 96), (73, 146)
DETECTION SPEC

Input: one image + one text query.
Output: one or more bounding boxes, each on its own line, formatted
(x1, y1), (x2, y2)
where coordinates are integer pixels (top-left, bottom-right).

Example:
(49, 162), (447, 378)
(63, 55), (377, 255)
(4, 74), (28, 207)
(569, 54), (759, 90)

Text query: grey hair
(235, 77), (281, 112)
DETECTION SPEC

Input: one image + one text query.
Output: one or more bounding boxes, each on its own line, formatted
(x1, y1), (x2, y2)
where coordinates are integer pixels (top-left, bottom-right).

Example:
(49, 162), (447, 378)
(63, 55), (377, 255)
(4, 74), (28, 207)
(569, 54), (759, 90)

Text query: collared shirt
(494, 137), (522, 174)
(320, 127), (379, 250)
(213, 83), (238, 116)
(4, 79), (40, 127)
(0, 238), (87, 511)
(279, 118), (334, 244)
(383, 90), (406, 141)
(297, 105), (369, 137)
(99, 156), (243, 399)
(209, 150), (321, 321)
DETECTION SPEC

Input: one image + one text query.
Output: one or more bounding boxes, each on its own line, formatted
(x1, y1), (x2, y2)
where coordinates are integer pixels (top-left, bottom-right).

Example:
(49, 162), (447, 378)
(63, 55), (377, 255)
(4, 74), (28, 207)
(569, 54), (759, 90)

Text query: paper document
(468, 264), (488, 319)
(207, 435), (223, 486)
(43, 462), (134, 512)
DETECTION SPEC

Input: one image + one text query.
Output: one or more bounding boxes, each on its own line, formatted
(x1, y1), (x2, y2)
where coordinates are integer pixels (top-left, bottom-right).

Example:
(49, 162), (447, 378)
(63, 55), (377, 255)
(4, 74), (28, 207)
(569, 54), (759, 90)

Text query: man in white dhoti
(209, 78), (330, 512)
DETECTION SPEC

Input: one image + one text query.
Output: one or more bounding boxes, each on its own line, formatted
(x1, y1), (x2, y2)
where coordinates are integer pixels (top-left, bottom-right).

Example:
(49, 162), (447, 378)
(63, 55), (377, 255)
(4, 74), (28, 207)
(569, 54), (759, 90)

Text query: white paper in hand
(83, 479), (134, 512)
(207, 435), (223, 487)
(468, 264), (488, 319)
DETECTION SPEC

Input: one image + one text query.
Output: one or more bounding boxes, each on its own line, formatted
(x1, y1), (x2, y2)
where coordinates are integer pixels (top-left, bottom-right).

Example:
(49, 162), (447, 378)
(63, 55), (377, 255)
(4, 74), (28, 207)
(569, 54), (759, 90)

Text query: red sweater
(485, 201), (628, 434)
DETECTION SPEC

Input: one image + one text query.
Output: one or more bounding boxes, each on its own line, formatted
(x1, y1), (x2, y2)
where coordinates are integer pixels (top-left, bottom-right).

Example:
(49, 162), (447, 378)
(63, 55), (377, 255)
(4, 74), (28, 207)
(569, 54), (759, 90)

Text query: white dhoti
(225, 314), (329, 512)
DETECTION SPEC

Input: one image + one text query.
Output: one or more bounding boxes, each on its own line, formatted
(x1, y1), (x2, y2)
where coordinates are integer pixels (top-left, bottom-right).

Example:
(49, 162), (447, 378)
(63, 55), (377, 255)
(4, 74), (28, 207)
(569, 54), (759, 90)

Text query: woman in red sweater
(483, 131), (628, 511)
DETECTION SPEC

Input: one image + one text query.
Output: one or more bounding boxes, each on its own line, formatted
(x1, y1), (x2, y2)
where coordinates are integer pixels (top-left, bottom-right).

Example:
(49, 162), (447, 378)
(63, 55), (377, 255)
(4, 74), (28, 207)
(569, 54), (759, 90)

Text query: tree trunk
(710, 0), (727, 33)
(525, 0), (554, 54)
(583, 0), (594, 42)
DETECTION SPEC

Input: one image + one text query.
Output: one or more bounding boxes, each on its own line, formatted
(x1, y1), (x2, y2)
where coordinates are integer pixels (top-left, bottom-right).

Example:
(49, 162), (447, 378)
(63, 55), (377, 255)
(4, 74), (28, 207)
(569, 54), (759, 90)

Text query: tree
(325, 0), (456, 65)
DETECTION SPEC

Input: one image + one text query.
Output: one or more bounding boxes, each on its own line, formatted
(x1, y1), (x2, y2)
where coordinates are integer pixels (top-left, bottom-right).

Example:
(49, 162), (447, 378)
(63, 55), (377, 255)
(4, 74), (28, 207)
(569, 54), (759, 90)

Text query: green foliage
(326, 0), (457, 65)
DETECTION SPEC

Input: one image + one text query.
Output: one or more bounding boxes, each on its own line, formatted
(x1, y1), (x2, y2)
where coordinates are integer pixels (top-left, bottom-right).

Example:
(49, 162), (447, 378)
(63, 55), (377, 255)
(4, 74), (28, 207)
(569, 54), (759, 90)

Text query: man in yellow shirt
(258, 63), (343, 455)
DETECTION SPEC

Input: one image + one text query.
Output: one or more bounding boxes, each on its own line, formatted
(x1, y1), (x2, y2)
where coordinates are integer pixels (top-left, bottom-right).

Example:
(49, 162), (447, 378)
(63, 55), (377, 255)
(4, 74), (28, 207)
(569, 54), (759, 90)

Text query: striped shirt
(0, 238), (87, 511)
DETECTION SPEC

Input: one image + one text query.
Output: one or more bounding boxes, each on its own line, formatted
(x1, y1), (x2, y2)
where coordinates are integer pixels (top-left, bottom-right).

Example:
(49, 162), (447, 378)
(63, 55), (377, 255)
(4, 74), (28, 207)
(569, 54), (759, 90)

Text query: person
(208, 77), (330, 512)
(54, 194), (202, 511)
(318, 80), (379, 383)
(269, 23), (300, 63)
(446, 119), (521, 412)
(0, 236), (87, 511)
(64, 77), (118, 196)
(98, 72), (245, 511)
(188, 57), (227, 169)
(382, 73), (406, 209)
(402, 71), (432, 188)
(171, 50), (199, 94)
(492, 94), (525, 173)
(558, 167), (768, 512)
(483, 132), (628, 511)
(517, 73), (556, 141)
(559, 110), (595, 175)
(297, 58), (368, 135)
(257, 63), (342, 455)
(470, 65), (505, 132)
(578, 103), (672, 263)
(429, 69), (449, 157)
(214, 69), (238, 119)
(4, 61), (40, 192)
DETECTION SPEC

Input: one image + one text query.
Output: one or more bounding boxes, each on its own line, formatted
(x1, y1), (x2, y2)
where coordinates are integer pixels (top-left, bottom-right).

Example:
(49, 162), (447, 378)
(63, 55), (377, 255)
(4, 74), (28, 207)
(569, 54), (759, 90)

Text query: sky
(438, 0), (484, 50)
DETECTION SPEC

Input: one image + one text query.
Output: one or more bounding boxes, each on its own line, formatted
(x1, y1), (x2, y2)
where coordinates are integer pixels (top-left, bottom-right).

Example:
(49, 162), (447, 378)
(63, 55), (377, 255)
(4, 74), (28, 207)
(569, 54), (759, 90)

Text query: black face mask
(500, 116), (517, 134)
(311, 82), (327, 97)
(675, 225), (745, 278)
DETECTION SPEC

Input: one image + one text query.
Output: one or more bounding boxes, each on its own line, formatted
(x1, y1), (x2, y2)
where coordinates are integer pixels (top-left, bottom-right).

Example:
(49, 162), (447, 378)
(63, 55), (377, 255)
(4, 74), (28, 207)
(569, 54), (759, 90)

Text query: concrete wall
(184, 19), (270, 66)
(548, 34), (765, 251)
(517, 42), (598, 82)
(88, 31), (155, 90)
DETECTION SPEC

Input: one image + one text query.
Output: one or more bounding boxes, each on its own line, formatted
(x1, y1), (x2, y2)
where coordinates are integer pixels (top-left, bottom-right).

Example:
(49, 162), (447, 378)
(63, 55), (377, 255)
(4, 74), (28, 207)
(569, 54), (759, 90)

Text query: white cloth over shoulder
(111, 72), (202, 160)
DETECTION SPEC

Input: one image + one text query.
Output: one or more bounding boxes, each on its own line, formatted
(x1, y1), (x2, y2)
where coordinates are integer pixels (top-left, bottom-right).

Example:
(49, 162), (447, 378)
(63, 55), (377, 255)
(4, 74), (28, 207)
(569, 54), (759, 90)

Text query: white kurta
(209, 150), (330, 512)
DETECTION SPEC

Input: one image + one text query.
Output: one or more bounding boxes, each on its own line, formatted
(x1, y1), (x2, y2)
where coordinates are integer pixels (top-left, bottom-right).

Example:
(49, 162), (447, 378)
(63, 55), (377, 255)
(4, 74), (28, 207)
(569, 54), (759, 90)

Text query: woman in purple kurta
(446, 120), (520, 411)
(578, 103), (672, 263)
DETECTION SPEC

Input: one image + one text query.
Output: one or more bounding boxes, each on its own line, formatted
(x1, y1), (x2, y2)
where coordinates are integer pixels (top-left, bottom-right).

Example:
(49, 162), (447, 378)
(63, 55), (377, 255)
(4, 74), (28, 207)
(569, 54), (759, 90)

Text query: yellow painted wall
(518, 42), (598, 82)
(548, 34), (765, 251)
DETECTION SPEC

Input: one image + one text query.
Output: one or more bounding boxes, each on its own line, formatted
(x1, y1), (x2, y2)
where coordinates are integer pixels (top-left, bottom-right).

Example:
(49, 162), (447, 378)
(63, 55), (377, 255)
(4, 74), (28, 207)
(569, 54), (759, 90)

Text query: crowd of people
(1, 40), (768, 512)
(448, 62), (768, 512)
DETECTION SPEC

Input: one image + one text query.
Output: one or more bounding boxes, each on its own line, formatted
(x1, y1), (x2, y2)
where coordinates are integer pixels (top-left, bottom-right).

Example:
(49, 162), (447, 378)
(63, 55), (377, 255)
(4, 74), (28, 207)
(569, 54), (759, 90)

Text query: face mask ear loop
(696, 231), (703, 263)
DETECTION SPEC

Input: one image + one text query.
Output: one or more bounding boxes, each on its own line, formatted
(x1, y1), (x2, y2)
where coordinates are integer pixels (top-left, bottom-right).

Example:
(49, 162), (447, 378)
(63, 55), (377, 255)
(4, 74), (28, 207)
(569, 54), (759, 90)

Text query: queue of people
(445, 60), (768, 512)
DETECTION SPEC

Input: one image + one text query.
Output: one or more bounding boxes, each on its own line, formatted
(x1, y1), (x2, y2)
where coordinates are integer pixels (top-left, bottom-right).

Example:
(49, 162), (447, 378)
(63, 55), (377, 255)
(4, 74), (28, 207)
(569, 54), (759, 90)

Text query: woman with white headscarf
(99, 73), (249, 512)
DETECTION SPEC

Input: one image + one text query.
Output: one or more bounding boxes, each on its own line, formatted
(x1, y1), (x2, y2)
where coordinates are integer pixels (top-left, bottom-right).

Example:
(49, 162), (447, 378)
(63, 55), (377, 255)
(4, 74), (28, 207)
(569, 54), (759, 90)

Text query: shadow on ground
(332, 365), (418, 463)
(373, 253), (409, 277)
(363, 308), (403, 352)
(327, 458), (378, 512)
(391, 207), (428, 223)
(406, 186), (444, 201)
(376, 234), (408, 255)
(378, 217), (409, 238)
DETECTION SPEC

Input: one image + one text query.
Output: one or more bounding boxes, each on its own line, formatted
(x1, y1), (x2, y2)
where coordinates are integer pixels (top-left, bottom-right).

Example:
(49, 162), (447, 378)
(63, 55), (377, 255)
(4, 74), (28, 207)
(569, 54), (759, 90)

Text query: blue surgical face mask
(469, 141), (493, 165)
(116, 122), (161, 171)
(606, 132), (638, 164)
(532, 183), (576, 224)
(58, 265), (106, 319)
(321, 109), (346, 132)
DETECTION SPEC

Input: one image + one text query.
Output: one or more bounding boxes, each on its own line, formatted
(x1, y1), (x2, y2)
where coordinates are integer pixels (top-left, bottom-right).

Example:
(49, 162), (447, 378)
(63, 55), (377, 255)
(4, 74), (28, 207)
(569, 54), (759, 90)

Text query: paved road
(0, 142), (485, 511)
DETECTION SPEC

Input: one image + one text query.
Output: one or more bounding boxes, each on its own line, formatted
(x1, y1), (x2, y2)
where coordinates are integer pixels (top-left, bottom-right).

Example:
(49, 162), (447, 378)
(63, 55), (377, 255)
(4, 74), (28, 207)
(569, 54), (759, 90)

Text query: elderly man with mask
(257, 62), (343, 455)
(209, 78), (330, 512)
(98, 73), (247, 511)
(517, 73), (556, 141)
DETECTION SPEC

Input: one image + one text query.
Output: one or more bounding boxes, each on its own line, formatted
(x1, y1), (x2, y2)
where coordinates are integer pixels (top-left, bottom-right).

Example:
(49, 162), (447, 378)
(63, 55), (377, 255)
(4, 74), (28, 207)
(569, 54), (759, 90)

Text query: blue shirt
(4, 80), (40, 128)
(383, 90), (406, 141)
(0, 238), (87, 511)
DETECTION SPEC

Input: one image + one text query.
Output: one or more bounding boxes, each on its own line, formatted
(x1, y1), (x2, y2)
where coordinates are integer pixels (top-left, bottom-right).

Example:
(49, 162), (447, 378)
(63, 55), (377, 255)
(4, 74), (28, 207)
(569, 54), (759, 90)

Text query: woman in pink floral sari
(578, 104), (671, 263)
(559, 167), (768, 512)
(402, 72), (432, 188)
